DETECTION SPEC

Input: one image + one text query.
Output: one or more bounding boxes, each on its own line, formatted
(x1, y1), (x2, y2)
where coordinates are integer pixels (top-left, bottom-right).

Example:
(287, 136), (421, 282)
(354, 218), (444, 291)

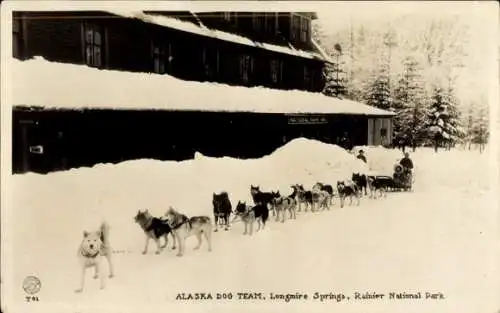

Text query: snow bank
(353, 145), (403, 175)
(9, 138), (366, 248)
(12, 57), (395, 116)
(6, 138), (495, 311)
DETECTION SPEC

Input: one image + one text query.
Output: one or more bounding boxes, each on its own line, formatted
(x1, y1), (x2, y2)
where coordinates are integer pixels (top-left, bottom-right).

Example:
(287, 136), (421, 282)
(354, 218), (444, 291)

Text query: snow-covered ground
(3, 139), (498, 313)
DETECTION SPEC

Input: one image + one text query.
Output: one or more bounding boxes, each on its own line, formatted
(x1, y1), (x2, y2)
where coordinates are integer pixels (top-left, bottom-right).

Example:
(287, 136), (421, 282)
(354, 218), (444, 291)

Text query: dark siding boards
(15, 11), (87, 64)
(13, 11), (326, 91)
(104, 18), (152, 72)
(12, 109), (369, 174)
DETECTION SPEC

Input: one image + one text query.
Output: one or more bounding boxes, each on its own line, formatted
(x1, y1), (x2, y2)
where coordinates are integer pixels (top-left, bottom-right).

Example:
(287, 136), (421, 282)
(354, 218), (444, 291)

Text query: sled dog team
(77, 173), (390, 292)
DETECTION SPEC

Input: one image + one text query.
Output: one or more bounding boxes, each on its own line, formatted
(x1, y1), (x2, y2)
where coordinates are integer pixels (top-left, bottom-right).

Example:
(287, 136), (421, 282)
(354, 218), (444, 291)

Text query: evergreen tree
(469, 101), (489, 153)
(322, 43), (347, 98)
(426, 87), (464, 152)
(312, 24), (347, 98)
(364, 63), (392, 110)
(465, 103), (474, 150)
(393, 56), (427, 151)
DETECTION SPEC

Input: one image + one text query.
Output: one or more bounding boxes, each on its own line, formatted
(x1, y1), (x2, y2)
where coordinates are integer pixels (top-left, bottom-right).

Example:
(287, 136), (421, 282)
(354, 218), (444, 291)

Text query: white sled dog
(163, 207), (212, 257)
(75, 222), (114, 293)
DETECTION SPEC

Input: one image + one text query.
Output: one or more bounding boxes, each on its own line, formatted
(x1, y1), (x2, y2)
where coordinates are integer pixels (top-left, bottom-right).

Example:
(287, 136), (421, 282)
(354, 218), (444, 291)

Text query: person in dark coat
(356, 150), (367, 163)
(399, 152), (414, 171)
(339, 132), (352, 151)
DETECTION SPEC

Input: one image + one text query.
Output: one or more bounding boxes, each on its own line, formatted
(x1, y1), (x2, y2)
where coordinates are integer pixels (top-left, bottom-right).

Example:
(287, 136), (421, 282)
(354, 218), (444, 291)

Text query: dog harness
(171, 215), (191, 230)
(81, 249), (100, 258)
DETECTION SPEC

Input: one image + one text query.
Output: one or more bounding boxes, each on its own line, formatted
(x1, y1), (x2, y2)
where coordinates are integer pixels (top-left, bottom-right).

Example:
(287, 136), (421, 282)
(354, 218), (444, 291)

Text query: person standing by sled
(356, 150), (367, 163)
(400, 152), (413, 171)
(399, 152), (414, 187)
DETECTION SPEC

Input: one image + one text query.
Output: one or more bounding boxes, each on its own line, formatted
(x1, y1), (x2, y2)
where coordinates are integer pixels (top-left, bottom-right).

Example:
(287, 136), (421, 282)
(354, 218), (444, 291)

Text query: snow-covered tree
(426, 86), (464, 152)
(464, 103), (475, 150)
(312, 24), (347, 98)
(393, 56), (427, 151)
(363, 62), (392, 110)
(322, 43), (347, 98)
(468, 99), (489, 153)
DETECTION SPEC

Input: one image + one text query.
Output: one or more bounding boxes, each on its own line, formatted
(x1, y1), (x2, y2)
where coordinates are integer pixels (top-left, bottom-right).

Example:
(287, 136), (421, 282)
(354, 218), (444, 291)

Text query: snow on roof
(107, 9), (327, 62)
(12, 57), (395, 116)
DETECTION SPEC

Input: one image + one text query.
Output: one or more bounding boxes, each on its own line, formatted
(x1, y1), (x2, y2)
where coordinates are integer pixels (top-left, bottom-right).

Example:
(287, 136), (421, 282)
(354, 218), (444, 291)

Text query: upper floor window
(223, 12), (237, 26)
(291, 14), (301, 41)
(151, 41), (172, 74)
(83, 22), (104, 68)
(270, 59), (283, 84)
(252, 13), (264, 32)
(300, 17), (309, 43)
(202, 45), (219, 79)
(291, 14), (310, 43)
(264, 12), (277, 36)
(12, 17), (21, 57)
(239, 54), (253, 83)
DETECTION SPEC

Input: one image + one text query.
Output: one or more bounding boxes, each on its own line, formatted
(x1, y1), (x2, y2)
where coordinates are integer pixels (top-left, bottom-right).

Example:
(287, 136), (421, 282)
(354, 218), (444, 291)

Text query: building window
(12, 17), (21, 57)
(239, 54), (253, 83)
(270, 59), (283, 84)
(300, 17), (309, 43)
(304, 65), (311, 87)
(380, 128), (388, 137)
(264, 12), (279, 36)
(223, 12), (237, 26)
(202, 45), (219, 79)
(151, 41), (170, 74)
(310, 68), (317, 89)
(252, 13), (264, 32)
(83, 22), (104, 68)
(291, 14), (301, 41)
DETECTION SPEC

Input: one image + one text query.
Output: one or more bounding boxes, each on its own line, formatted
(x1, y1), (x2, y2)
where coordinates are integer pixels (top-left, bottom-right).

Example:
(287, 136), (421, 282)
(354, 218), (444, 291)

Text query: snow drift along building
(11, 10), (394, 174)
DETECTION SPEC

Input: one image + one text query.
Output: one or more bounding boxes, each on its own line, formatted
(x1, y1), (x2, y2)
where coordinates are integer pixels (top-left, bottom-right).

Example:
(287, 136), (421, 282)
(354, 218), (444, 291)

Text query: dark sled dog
(250, 185), (280, 215)
(337, 180), (361, 208)
(366, 176), (389, 199)
(134, 210), (176, 254)
(233, 201), (269, 235)
(352, 173), (368, 196)
(212, 191), (232, 232)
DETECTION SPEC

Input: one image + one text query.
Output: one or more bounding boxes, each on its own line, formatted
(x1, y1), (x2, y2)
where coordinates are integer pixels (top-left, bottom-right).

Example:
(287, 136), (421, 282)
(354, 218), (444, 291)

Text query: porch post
(367, 118), (374, 145)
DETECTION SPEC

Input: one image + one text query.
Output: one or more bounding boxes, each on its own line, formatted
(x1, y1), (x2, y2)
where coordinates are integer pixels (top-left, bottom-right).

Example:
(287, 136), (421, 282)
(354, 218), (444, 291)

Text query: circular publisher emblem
(22, 276), (41, 295)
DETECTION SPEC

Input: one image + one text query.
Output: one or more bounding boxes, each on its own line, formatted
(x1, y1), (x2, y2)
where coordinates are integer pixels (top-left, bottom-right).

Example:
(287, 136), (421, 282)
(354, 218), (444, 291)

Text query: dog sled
(367, 162), (413, 193)
(390, 163), (413, 191)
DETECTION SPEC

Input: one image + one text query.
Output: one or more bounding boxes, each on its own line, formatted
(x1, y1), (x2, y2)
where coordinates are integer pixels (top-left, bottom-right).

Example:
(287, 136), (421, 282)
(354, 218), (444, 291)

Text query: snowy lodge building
(11, 10), (394, 174)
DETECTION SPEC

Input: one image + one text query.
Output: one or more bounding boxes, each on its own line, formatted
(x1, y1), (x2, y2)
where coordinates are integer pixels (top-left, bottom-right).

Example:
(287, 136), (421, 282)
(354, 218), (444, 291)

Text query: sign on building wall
(287, 115), (328, 125)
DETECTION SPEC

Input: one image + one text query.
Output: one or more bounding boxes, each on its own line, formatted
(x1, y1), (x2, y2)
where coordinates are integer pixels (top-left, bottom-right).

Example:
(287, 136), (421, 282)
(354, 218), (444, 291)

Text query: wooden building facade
(13, 10), (326, 91)
(11, 10), (394, 174)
